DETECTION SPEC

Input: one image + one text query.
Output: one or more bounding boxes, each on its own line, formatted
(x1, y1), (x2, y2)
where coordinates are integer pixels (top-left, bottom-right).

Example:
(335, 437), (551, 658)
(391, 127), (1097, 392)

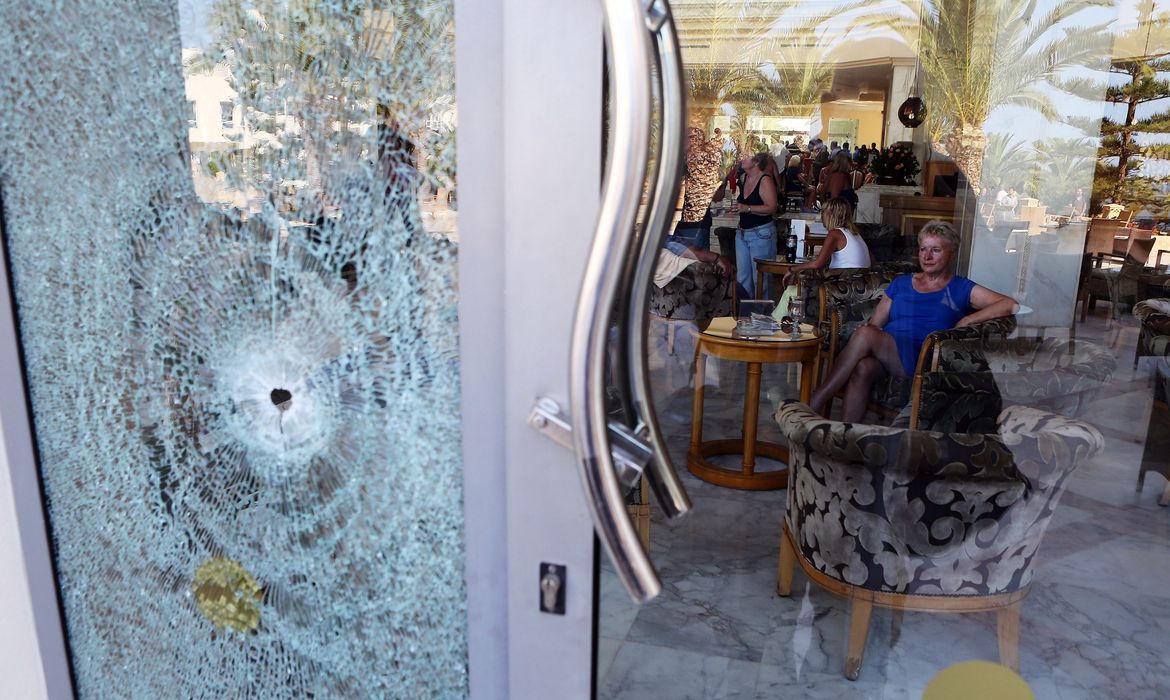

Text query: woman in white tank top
(782, 197), (873, 287)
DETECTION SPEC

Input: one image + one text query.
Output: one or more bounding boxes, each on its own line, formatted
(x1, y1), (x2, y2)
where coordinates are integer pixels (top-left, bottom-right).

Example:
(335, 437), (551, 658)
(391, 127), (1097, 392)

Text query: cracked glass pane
(0, 1), (464, 697)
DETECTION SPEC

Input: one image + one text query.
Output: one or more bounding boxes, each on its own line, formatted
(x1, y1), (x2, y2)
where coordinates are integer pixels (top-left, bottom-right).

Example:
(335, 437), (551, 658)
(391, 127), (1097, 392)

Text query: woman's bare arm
(957, 285), (1019, 326)
(867, 294), (893, 329)
(782, 228), (842, 285)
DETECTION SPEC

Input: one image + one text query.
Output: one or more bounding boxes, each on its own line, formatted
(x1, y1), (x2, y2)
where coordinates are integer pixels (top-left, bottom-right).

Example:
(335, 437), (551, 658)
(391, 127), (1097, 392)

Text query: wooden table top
(700, 316), (818, 343)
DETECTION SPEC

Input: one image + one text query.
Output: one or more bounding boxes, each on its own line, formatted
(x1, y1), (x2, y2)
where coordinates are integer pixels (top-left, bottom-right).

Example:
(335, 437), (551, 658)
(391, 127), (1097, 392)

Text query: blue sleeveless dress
(883, 275), (975, 375)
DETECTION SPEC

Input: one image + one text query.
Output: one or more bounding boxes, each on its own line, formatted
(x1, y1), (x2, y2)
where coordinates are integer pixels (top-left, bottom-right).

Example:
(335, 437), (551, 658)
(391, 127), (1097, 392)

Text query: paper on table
(773, 285), (797, 321)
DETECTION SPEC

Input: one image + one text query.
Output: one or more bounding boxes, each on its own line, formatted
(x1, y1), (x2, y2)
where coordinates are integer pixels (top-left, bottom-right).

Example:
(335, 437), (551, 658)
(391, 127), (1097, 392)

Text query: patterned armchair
(774, 401), (1104, 679)
(797, 263), (919, 386)
(904, 336), (1117, 433)
(823, 278), (1017, 419)
(1134, 300), (1170, 503)
(1134, 299), (1170, 365)
(648, 261), (733, 322)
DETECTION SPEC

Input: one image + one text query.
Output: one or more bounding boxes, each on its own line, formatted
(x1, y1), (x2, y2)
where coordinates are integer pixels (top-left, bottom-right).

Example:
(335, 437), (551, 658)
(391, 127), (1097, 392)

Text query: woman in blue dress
(808, 220), (1018, 422)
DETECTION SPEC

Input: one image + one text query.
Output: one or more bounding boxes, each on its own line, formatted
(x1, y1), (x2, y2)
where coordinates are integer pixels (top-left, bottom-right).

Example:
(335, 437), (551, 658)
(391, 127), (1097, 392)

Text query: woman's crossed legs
(809, 325), (907, 423)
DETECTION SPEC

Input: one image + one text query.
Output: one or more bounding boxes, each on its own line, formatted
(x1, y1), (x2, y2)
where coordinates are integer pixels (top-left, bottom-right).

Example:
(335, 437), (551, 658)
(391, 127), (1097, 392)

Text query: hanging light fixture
(898, 2), (928, 128)
(898, 94), (927, 128)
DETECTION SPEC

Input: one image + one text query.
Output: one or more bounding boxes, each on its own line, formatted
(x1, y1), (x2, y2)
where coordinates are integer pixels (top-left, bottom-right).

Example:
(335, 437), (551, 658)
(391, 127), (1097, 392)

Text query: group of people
(662, 127), (1019, 425)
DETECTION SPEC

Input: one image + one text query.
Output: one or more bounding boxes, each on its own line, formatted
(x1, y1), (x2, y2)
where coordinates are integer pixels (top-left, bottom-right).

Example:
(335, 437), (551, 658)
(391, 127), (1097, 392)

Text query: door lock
(539, 562), (566, 615)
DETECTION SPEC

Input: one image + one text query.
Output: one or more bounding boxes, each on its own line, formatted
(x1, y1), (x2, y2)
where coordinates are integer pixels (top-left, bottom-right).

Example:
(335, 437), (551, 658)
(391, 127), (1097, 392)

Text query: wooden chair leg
(844, 596), (874, 681)
(777, 524), (795, 596)
(888, 608), (904, 648)
(997, 601), (1021, 673)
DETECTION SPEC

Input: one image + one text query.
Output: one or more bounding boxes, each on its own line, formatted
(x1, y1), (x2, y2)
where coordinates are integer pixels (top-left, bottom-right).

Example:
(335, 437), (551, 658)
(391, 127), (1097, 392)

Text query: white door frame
(456, 0), (603, 697)
(0, 224), (76, 699)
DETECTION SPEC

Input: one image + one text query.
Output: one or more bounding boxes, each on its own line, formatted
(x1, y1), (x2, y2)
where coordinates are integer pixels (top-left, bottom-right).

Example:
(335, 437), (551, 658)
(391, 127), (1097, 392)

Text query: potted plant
(870, 143), (921, 186)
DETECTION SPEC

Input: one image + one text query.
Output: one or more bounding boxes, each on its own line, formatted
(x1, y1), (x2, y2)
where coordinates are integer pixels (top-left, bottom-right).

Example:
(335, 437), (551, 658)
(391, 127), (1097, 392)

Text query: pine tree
(1095, 56), (1170, 207)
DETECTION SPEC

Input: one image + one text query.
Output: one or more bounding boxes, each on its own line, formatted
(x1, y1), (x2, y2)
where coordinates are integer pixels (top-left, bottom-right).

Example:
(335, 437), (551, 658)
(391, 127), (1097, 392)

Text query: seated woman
(781, 197), (872, 287)
(808, 220), (1018, 423)
(784, 155), (804, 195)
(817, 151), (860, 208)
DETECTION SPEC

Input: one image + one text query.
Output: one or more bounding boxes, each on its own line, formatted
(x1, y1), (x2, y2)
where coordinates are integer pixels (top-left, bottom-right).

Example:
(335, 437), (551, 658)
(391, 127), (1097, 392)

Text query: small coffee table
(688, 317), (819, 490)
(755, 258), (802, 298)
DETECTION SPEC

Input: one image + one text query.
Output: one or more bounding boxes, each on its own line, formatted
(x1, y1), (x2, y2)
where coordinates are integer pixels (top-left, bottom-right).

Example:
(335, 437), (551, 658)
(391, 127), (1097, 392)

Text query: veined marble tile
(598, 641), (760, 700)
(597, 637), (623, 686)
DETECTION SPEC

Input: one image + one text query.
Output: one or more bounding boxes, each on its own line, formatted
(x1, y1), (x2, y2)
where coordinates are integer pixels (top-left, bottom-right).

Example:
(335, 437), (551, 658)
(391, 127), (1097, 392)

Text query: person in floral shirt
(675, 126), (725, 249)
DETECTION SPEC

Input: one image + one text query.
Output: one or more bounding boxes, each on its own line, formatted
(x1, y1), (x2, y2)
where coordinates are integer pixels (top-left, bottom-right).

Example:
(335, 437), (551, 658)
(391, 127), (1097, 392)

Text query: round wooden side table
(754, 257), (800, 300)
(688, 316), (819, 490)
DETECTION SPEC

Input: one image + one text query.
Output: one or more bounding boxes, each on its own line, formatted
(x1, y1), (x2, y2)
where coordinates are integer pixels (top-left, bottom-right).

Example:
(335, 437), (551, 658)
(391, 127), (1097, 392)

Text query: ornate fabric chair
(1134, 299), (1170, 366)
(904, 336), (1117, 433)
(648, 260), (734, 322)
(821, 276), (1017, 420)
(1134, 300), (1170, 503)
(774, 401), (1104, 679)
(796, 264), (918, 389)
(648, 260), (734, 357)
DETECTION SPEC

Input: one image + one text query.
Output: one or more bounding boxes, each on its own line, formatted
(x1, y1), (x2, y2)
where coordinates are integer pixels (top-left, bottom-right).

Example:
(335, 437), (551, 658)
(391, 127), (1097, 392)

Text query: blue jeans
(735, 221), (777, 299)
(672, 219), (711, 250)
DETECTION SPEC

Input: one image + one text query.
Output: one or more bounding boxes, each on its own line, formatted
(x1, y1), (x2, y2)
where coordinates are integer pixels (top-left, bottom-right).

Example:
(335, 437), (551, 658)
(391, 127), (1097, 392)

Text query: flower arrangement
(869, 143), (920, 185)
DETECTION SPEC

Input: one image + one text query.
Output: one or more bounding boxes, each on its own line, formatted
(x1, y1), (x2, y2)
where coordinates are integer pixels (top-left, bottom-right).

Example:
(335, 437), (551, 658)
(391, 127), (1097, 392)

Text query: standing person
(1069, 188), (1087, 218)
(675, 126), (724, 249)
(807, 221), (1017, 422)
(781, 197), (872, 286)
(729, 151), (779, 299)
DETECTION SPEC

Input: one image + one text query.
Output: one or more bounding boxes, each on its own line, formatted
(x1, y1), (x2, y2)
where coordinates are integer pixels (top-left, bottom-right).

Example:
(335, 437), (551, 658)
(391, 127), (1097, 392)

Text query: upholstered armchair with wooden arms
(1134, 299), (1170, 364)
(798, 264), (918, 388)
(903, 336), (1117, 433)
(824, 289), (1017, 420)
(1134, 300), (1170, 503)
(774, 401), (1104, 680)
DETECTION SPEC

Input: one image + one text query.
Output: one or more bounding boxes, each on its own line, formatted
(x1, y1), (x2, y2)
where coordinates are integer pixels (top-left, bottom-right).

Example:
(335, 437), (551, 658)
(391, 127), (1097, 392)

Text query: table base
(687, 438), (789, 490)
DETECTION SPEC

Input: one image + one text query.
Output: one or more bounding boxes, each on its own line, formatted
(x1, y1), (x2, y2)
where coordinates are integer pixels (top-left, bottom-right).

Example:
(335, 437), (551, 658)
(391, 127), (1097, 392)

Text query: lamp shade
(898, 95), (927, 128)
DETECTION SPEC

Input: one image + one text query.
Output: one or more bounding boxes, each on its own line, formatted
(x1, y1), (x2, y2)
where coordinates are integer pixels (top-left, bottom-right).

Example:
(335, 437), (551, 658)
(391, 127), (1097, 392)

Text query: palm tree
(874, 0), (1110, 190)
(674, 0), (789, 126)
(981, 132), (1037, 192)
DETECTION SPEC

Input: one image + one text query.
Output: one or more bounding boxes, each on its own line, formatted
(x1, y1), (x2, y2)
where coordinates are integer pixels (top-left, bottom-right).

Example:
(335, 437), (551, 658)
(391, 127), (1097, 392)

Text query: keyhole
(270, 388), (292, 412)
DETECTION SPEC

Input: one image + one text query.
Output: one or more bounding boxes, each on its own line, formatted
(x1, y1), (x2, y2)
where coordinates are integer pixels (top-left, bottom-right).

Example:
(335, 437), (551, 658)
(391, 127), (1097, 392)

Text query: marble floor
(597, 311), (1170, 699)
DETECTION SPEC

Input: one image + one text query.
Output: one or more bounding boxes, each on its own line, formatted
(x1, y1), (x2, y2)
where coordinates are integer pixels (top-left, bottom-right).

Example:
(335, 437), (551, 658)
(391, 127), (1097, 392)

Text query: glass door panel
(600, 0), (1170, 698)
(0, 1), (465, 696)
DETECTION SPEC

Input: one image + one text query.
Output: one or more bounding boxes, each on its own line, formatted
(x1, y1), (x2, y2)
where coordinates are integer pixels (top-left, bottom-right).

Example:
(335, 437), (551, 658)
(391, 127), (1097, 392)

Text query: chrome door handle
(625, 0), (691, 519)
(570, 0), (659, 603)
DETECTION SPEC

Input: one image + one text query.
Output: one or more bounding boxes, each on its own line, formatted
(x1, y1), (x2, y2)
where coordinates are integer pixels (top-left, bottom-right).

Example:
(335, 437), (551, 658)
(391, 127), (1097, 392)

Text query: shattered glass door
(0, 1), (465, 697)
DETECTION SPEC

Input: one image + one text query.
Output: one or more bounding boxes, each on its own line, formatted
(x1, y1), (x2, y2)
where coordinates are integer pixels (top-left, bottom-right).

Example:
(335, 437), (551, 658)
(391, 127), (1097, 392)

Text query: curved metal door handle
(570, 0), (660, 603)
(626, 0), (692, 519)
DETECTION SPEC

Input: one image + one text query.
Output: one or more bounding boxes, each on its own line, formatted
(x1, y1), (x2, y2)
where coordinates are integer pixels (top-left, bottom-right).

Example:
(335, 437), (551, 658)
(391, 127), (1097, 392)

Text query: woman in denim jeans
(730, 151), (779, 299)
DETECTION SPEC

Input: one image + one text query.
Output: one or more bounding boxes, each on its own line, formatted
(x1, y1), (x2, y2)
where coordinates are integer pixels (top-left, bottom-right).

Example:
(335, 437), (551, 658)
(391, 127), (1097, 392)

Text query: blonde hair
(788, 154), (801, 168)
(821, 197), (854, 230)
(918, 220), (961, 251)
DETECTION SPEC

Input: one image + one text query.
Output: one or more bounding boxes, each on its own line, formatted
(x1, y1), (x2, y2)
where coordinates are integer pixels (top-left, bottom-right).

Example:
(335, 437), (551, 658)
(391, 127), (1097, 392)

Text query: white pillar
(884, 61), (917, 149)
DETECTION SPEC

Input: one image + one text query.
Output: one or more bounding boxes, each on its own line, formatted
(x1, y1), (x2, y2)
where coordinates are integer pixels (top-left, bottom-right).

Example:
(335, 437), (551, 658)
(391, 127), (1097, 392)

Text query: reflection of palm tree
(1034, 137), (1096, 210)
(676, 0), (867, 149)
(676, 0), (788, 126)
(877, 0), (1108, 190)
(981, 132), (1036, 191)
